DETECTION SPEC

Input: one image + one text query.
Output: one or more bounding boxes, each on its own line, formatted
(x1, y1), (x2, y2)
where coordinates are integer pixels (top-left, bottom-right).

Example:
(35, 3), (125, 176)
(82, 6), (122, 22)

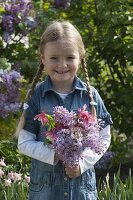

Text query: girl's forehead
(44, 40), (79, 52)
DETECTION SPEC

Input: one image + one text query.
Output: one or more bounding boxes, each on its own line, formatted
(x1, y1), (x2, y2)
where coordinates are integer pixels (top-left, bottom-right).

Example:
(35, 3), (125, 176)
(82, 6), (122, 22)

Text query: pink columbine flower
(0, 157), (6, 167)
(8, 171), (14, 180)
(12, 172), (22, 182)
(46, 131), (57, 142)
(78, 105), (95, 127)
(0, 169), (4, 177)
(24, 175), (30, 183)
(5, 178), (12, 187)
(34, 112), (49, 125)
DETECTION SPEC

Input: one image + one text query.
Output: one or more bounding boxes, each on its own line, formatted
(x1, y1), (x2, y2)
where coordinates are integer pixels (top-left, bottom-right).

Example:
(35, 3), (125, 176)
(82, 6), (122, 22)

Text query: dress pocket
(30, 172), (50, 192)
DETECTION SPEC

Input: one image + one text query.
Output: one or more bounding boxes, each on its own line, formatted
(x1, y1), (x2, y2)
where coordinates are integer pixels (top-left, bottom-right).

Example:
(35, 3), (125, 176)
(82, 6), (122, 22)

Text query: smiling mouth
(55, 71), (69, 74)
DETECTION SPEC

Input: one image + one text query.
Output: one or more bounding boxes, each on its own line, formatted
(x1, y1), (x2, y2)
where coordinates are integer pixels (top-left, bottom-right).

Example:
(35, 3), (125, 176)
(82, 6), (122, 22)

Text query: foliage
(98, 169), (133, 200)
(0, 139), (30, 172)
(0, 156), (133, 200)
(0, 157), (30, 200)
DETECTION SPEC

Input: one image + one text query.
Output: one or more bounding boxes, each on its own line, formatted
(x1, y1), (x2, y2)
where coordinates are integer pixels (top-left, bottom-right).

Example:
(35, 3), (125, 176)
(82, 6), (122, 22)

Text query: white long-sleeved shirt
(18, 125), (111, 174)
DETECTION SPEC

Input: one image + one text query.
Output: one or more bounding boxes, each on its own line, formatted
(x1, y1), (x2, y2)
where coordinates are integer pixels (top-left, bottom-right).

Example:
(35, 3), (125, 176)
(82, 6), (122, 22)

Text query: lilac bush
(0, 69), (22, 118)
(1, 0), (36, 42)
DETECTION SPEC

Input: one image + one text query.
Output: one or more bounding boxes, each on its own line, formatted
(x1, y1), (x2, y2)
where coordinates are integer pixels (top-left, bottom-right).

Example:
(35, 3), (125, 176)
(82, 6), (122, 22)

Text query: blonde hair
(39, 21), (85, 57)
(15, 20), (96, 137)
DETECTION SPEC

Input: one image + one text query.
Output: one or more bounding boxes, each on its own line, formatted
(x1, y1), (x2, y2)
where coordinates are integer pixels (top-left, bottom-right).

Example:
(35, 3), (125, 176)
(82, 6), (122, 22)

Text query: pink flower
(46, 131), (57, 142)
(34, 112), (49, 125)
(24, 175), (30, 183)
(0, 169), (4, 177)
(5, 178), (12, 187)
(8, 171), (22, 182)
(0, 157), (6, 167)
(8, 171), (14, 180)
(78, 105), (94, 127)
(12, 172), (22, 182)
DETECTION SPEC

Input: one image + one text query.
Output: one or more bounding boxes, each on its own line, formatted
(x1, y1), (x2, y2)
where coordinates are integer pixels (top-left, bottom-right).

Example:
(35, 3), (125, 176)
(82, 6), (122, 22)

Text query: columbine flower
(8, 171), (14, 180)
(5, 178), (12, 186)
(34, 112), (49, 125)
(77, 104), (95, 128)
(12, 172), (22, 182)
(34, 105), (105, 168)
(0, 157), (6, 167)
(24, 175), (30, 183)
(0, 169), (4, 177)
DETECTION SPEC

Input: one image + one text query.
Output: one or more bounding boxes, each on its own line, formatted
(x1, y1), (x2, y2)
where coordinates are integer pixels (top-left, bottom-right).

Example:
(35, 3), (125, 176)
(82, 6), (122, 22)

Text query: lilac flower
(2, 31), (12, 43)
(54, 0), (71, 10)
(95, 151), (115, 169)
(1, 0), (36, 42)
(35, 106), (105, 168)
(0, 69), (22, 118)
(2, 14), (14, 33)
(53, 106), (75, 127)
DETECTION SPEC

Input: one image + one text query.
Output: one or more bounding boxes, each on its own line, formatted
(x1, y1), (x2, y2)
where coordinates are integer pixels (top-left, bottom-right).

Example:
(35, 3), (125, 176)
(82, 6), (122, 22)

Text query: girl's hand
(54, 153), (63, 162)
(65, 165), (81, 178)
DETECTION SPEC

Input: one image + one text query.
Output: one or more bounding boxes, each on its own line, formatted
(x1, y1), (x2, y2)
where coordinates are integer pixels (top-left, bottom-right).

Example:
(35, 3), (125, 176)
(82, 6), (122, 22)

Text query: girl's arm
(79, 124), (111, 174)
(18, 129), (55, 165)
(65, 125), (111, 178)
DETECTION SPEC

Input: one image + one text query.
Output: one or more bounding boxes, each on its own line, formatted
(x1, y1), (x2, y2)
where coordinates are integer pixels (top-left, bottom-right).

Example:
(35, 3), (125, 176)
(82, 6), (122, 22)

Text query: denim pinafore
(24, 76), (113, 200)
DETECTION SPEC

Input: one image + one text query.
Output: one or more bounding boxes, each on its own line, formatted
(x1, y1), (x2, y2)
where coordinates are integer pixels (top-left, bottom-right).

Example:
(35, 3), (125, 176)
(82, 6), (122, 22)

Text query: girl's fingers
(65, 165), (81, 177)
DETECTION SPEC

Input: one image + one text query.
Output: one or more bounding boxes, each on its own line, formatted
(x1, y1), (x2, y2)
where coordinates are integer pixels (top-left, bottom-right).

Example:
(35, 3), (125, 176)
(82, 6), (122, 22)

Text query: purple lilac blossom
(54, 0), (71, 9)
(95, 151), (115, 169)
(53, 106), (75, 127)
(1, 0), (36, 42)
(0, 69), (22, 118)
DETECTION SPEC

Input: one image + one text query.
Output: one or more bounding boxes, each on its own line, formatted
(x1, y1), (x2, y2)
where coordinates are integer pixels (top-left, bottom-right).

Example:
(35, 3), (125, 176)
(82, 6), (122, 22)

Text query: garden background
(0, 0), (133, 199)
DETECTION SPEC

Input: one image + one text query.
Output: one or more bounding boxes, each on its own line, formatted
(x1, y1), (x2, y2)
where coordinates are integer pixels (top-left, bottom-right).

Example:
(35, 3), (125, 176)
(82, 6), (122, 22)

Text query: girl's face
(41, 40), (81, 92)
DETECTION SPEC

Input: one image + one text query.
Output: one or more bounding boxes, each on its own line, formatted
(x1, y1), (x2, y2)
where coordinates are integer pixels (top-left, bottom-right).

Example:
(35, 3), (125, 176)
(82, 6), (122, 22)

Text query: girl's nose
(58, 59), (67, 68)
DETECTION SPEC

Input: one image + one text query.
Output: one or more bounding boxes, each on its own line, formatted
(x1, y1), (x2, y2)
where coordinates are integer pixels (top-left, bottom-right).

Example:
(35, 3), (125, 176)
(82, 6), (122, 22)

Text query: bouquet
(34, 105), (105, 168)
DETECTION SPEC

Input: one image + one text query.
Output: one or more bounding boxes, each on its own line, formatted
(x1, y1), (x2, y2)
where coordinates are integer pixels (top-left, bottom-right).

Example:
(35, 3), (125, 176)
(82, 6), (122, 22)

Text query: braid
(24, 62), (44, 103)
(15, 62), (44, 137)
(81, 58), (97, 118)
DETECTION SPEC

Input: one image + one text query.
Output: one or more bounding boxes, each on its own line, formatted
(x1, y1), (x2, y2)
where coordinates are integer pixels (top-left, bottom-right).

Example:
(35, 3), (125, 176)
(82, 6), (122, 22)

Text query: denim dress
(24, 76), (113, 200)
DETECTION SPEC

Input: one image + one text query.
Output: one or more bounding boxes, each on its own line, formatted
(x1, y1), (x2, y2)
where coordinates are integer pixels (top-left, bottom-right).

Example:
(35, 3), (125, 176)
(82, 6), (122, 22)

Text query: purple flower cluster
(0, 69), (22, 118)
(1, 0), (36, 42)
(54, 0), (71, 10)
(95, 151), (115, 169)
(53, 106), (75, 126)
(35, 105), (105, 168)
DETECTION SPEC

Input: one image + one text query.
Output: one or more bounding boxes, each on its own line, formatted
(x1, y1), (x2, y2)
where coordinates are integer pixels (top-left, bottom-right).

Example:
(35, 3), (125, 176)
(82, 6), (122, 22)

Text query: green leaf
(0, 6), (5, 13)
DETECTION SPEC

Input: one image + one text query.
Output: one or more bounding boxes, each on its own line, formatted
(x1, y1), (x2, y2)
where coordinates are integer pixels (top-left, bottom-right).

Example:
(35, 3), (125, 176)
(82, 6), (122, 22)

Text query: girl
(16, 21), (113, 200)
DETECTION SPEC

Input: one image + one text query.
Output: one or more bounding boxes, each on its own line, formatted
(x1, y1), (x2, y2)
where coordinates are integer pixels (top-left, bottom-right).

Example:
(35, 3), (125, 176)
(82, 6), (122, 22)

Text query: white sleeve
(79, 125), (111, 174)
(18, 129), (55, 165)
